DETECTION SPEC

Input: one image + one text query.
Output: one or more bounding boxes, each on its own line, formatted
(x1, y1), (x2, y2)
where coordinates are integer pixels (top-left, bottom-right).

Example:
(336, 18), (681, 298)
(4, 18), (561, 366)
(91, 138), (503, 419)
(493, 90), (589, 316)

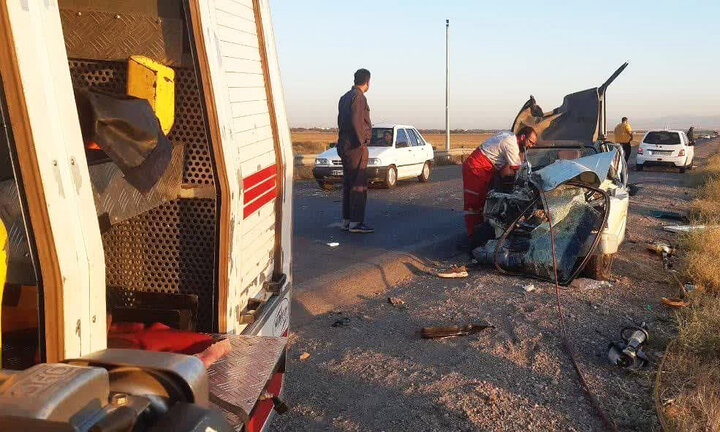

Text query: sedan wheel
(418, 162), (431, 182)
(384, 166), (397, 189)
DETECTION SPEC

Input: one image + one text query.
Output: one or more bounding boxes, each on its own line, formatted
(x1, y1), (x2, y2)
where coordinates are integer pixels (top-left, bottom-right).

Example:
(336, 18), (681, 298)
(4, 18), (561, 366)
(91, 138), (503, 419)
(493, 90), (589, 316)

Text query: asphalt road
(292, 165), (464, 287)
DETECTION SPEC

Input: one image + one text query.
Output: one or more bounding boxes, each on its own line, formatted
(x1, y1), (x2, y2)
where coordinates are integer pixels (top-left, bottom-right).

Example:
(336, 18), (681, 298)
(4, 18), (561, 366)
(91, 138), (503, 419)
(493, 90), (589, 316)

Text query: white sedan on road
(636, 129), (695, 173)
(313, 124), (435, 189)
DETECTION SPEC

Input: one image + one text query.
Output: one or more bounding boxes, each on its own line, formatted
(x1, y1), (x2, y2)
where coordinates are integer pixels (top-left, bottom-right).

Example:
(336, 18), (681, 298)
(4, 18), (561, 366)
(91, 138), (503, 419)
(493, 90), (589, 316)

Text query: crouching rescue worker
(337, 68), (374, 233)
(462, 126), (537, 237)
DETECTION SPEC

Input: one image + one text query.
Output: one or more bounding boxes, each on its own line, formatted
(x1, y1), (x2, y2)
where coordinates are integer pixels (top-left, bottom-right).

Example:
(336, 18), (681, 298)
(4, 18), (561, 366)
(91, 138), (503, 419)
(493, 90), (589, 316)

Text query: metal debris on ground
(663, 224), (719, 233)
(607, 324), (650, 369)
(435, 265), (468, 278)
(299, 352), (311, 361)
(420, 322), (494, 339)
(650, 210), (688, 223)
(387, 297), (406, 307)
(521, 283), (537, 293)
(331, 317), (351, 328)
(627, 183), (642, 196)
(661, 297), (689, 308)
(647, 241), (674, 257)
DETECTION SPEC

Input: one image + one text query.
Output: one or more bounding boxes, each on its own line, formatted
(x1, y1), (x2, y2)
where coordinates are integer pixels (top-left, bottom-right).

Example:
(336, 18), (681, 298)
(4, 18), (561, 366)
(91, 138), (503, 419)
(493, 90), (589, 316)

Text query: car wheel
(418, 162), (431, 182)
(582, 253), (614, 281)
(635, 164), (643, 171)
(316, 180), (334, 191)
(383, 165), (397, 189)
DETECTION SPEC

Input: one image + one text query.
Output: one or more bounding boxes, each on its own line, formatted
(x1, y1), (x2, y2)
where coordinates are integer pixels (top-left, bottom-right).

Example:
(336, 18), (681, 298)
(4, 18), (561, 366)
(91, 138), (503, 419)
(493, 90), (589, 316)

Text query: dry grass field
(291, 130), (643, 155)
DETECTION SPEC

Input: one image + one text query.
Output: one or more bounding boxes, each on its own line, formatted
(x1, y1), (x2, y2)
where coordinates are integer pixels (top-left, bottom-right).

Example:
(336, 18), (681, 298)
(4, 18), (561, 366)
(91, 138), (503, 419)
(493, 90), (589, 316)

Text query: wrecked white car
(473, 64), (630, 283)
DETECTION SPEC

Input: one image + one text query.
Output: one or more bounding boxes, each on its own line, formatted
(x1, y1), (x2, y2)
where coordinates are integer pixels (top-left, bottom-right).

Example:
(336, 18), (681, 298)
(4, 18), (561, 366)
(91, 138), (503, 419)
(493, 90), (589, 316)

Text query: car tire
(635, 164), (644, 171)
(317, 180), (334, 191)
(418, 162), (431, 182)
(383, 165), (397, 189)
(582, 253), (614, 281)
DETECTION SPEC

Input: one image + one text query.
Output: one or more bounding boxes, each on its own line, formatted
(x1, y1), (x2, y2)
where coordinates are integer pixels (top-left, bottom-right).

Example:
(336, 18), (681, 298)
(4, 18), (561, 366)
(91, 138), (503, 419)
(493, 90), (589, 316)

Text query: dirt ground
(272, 143), (715, 431)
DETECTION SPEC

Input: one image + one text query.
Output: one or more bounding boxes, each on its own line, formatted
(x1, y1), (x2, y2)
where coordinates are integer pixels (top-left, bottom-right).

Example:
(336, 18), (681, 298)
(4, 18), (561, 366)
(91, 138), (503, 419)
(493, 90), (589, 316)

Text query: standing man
(462, 127), (537, 237)
(614, 116), (633, 163)
(337, 68), (373, 233)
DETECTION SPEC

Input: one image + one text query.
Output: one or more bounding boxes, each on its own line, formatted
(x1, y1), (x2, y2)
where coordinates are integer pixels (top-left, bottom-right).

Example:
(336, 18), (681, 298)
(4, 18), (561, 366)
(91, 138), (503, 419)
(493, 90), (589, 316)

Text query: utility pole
(445, 19), (450, 153)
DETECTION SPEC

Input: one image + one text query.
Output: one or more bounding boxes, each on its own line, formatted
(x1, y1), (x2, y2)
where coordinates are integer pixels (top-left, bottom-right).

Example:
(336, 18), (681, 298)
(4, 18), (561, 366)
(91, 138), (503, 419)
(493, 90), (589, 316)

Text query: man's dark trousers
(622, 142), (632, 163)
(338, 142), (368, 223)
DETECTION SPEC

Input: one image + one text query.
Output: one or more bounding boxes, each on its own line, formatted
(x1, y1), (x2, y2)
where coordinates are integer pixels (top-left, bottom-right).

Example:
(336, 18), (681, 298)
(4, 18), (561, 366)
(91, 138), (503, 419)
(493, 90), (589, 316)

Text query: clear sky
(269, 1), (720, 130)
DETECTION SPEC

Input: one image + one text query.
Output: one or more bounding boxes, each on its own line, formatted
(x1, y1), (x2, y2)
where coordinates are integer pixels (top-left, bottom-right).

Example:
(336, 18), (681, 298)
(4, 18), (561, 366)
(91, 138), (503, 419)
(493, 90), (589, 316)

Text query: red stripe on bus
(243, 165), (276, 190)
(244, 176), (276, 204)
(243, 188), (277, 219)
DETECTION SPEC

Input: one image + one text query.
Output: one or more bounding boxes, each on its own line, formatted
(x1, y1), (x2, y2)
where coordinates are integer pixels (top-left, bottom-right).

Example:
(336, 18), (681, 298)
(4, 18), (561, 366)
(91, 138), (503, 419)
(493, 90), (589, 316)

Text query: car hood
(512, 63), (628, 146)
(317, 146), (394, 159)
(531, 149), (618, 191)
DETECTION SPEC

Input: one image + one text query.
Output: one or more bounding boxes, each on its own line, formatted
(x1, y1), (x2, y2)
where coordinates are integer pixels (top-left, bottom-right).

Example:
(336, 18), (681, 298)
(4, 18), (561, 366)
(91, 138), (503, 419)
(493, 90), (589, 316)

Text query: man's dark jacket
(337, 86), (371, 149)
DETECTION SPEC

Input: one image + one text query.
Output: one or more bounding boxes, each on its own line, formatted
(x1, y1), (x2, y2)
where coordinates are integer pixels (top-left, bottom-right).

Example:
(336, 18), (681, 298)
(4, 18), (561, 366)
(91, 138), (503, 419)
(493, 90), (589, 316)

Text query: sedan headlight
(315, 158), (329, 166)
(368, 158), (383, 166)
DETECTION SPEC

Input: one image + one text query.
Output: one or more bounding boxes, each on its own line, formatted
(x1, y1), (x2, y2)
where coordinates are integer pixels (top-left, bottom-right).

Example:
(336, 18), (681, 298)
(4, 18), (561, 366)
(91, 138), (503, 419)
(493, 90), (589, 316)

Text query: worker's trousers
(338, 143), (368, 223)
(462, 149), (495, 237)
(621, 142), (632, 163)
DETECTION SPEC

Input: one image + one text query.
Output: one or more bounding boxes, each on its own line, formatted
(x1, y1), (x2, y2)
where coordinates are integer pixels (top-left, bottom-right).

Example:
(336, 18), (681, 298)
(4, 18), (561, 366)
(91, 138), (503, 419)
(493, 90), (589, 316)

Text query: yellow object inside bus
(126, 55), (175, 135)
(0, 219), (7, 367)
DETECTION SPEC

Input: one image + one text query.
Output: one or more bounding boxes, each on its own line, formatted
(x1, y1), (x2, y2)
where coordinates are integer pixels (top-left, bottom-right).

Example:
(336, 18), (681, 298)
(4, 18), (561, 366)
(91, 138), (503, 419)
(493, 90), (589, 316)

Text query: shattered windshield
(474, 183), (608, 284)
(643, 131), (681, 145)
(370, 128), (394, 147)
(526, 146), (597, 169)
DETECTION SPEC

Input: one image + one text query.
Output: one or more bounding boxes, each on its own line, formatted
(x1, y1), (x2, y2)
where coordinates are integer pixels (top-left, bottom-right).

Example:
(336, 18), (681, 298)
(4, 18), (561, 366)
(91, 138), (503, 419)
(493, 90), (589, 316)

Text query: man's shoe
(349, 223), (374, 233)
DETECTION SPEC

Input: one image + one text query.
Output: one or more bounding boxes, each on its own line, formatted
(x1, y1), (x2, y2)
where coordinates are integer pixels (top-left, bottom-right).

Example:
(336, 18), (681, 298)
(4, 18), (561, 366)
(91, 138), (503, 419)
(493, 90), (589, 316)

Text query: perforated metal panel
(69, 59), (219, 331)
(102, 199), (216, 330)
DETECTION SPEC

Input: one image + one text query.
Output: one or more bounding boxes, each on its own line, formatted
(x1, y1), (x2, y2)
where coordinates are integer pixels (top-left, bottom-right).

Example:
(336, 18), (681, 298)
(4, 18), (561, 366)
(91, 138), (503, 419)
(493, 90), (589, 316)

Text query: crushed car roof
(531, 149), (618, 191)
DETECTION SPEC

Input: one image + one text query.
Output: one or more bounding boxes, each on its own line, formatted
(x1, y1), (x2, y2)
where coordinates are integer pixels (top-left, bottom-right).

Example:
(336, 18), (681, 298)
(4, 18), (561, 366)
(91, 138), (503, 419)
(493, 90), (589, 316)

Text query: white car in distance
(313, 124), (435, 189)
(636, 130), (695, 173)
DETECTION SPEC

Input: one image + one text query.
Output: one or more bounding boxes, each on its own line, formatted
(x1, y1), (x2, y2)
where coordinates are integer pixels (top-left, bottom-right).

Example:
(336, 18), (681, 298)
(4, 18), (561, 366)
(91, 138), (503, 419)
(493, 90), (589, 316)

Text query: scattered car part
(661, 297), (689, 308)
(607, 324), (650, 369)
(664, 224), (718, 233)
(650, 210), (688, 223)
(421, 323), (494, 339)
(387, 297), (406, 307)
(436, 265), (468, 278)
(331, 317), (351, 328)
(521, 283), (536, 293)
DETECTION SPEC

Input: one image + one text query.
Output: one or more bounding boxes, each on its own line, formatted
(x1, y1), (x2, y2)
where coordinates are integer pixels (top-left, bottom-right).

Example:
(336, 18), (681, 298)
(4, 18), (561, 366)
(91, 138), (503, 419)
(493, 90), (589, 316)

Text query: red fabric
(108, 322), (215, 355)
(462, 149), (495, 237)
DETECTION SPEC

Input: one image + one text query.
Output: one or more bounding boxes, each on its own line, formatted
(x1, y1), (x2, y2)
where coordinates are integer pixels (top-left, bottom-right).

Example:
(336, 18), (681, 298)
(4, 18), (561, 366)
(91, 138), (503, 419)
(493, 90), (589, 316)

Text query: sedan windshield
(644, 131), (681, 145)
(370, 128), (394, 147)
